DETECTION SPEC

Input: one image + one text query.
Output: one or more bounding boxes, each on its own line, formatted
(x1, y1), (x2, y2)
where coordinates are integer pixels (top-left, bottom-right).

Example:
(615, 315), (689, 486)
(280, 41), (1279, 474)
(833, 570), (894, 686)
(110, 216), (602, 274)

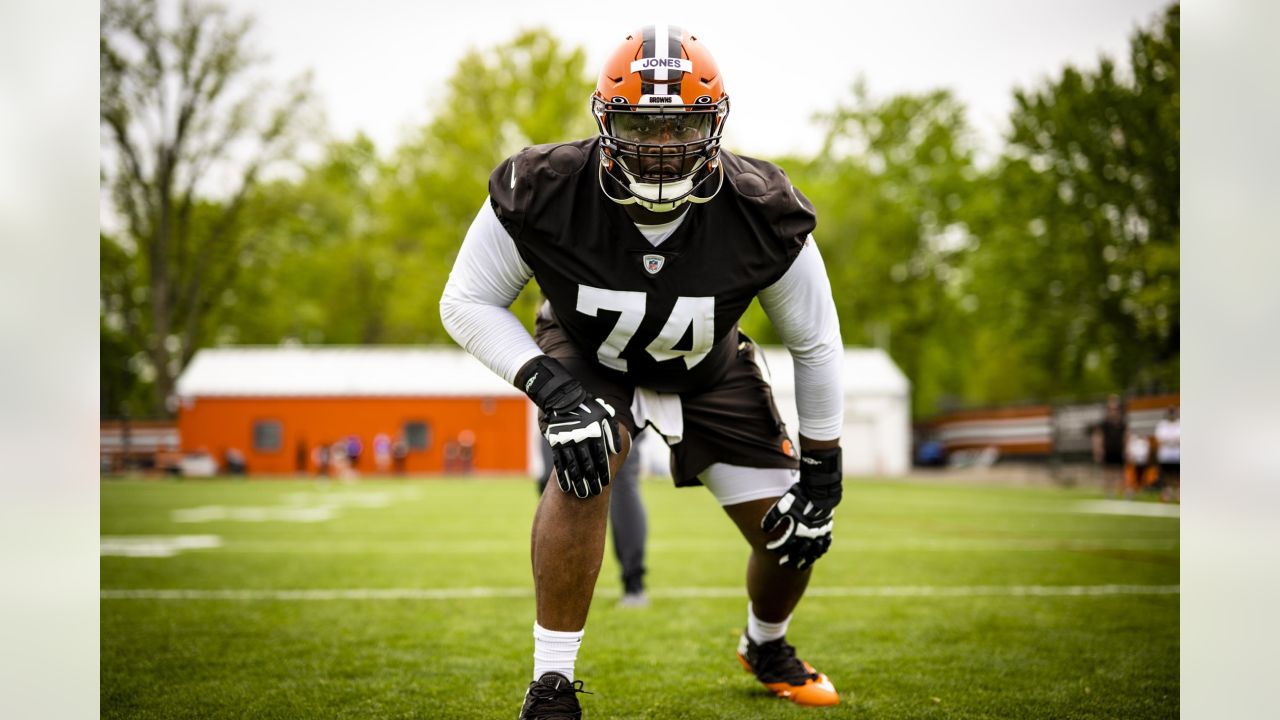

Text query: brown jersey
(488, 137), (816, 394)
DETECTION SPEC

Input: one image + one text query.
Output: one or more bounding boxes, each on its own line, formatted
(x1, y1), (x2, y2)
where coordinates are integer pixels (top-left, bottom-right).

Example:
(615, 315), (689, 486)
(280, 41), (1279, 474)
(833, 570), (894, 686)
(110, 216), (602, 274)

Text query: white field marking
(1073, 500), (1181, 518)
(100, 535), (222, 558)
(180, 537), (1178, 555)
(658, 538), (1178, 553)
(281, 491), (393, 508)
(801, 584), (1180, 598)
(215, 539), (531, 554)
(172, 505), (336, 523)
(101, 584), (1179, 601)
(171, 491), (399, 524)
(102, 588), (532, 601)
(836, 538), (1179, 551)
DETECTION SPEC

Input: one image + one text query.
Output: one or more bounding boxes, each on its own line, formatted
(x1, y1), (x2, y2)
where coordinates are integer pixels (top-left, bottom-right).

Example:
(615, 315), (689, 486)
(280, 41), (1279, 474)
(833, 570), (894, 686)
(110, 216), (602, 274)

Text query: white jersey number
(576, 285), (715, 372)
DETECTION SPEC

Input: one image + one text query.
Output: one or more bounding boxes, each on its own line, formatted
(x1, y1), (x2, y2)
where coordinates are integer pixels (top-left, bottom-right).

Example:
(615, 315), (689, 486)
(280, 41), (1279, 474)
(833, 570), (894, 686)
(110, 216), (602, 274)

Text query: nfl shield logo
(643, 254), (665, 275)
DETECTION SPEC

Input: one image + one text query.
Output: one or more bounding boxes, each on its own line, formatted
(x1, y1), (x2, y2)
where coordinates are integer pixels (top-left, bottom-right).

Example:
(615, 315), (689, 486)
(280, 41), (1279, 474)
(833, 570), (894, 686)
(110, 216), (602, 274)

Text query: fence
(921, 393), (1179, 462)
(100, 419), (180, 473)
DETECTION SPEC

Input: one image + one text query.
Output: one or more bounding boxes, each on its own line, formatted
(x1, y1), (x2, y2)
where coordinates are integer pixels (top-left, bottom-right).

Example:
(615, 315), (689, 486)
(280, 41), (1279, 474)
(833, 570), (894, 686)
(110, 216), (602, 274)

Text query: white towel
(631, 388), (684, 446)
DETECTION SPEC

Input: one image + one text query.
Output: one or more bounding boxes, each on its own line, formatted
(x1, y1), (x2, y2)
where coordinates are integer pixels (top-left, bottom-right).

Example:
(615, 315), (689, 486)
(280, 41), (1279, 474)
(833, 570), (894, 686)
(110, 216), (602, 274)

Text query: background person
(392, 437), (408, 476)
(1091, 394), (1127, 495)
(1154, 406), (1180, 502)
(296, 438), (309, 475)
(345, 434), (363, 472)
(1124, 432), (1152, 499)
(373, 433), (392, 473)
(313, 442), (330, 478)
(457, 429), (476, 474)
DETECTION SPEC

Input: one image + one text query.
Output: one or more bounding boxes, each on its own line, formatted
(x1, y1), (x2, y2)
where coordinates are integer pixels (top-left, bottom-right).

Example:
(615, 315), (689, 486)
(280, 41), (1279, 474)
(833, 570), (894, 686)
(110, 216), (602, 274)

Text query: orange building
(175, 347), (536, 476)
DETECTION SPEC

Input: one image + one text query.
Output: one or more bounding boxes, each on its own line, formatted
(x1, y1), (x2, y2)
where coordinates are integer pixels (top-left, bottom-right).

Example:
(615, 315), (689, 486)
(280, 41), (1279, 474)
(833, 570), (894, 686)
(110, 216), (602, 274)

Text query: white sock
(533, 623), (584, 682)
(746, 603), (791, 644)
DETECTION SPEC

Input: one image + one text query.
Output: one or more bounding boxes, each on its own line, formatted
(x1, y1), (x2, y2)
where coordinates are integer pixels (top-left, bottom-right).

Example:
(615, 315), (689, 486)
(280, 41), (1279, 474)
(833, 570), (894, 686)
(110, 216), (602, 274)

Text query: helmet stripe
(667, 25), (683, 97)
(653, 23), (669, 95)
(637, 24), (687, 98)
(629, 24), (691, 99)
(640, 25), (655, 96)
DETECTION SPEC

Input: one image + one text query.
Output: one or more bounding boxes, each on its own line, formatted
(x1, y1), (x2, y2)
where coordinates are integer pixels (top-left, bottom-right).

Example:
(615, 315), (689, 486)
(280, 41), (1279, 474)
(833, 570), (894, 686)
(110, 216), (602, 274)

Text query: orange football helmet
(592, 25), (730, 212)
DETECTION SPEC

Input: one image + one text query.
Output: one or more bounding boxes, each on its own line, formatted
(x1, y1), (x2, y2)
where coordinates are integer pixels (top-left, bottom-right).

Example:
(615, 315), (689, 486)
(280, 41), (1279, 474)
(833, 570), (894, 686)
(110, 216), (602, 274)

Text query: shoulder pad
(720, 151), (817, 253)
(488, 139), (594, 238)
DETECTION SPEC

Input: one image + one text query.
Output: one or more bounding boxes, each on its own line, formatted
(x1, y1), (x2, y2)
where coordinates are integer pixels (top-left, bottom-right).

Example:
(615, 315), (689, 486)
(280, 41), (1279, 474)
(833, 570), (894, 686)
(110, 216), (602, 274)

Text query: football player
(441, 24), (845, 717)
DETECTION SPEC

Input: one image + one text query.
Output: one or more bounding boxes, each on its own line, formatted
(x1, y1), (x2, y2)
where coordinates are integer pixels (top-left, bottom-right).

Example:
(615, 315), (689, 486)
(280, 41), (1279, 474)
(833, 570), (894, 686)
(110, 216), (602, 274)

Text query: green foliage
(792, 83), (980, 415)
(739, 82), (984, 414)
(753, 5), (1179, 415)
(218, 29), (594, 347)
(100, 0), (315, 415)
(226, 135), (392, 345)
(384, 28), (595, 336)
(965, 4), (1179, 400)
(100, 234), (149, 417)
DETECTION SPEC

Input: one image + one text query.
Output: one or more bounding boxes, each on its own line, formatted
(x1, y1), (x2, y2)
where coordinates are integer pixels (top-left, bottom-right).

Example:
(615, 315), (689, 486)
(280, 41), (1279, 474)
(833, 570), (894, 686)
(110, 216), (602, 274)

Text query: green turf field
(101, 477), (1178, 719)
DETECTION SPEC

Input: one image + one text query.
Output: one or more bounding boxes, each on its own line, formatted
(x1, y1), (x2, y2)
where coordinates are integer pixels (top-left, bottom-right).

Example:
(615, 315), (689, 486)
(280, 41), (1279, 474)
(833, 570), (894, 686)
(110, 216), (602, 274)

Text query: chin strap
(628, 178), (693, 212)
(597, 161), (724, 211)
(682, 163), (723, 205)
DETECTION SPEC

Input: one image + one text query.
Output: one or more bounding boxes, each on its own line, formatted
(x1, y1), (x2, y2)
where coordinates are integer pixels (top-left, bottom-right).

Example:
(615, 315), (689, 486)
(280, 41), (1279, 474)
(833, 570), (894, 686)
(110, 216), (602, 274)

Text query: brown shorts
(534, 309), (799, 487)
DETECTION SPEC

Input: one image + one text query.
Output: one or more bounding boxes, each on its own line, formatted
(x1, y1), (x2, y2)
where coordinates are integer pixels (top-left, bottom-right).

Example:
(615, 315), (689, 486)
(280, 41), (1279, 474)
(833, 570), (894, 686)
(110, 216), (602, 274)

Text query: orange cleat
(737, 634), (839, 707)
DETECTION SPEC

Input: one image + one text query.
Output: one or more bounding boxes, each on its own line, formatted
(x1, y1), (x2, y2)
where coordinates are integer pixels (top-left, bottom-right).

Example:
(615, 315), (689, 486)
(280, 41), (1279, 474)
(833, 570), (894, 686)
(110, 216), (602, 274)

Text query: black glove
(762, 446), (842, 570)
(517, 356), (621, 498)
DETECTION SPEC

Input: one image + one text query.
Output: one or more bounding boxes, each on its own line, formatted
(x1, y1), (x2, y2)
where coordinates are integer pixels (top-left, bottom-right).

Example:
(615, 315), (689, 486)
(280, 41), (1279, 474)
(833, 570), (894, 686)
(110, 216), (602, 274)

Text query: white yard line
(100, 535), (223, 557)
(1073, 500), (1181, 518)
(171, 506), (337, 523)
(102, 537), (1177, 555)
(101, 584), (1179, 601)
(168, 492), (399, 524)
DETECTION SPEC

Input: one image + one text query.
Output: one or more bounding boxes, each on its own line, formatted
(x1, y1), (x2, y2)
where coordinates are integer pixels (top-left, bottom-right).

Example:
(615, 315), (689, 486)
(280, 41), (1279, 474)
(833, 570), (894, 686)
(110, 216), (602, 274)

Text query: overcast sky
(219, 0), (1171, 159)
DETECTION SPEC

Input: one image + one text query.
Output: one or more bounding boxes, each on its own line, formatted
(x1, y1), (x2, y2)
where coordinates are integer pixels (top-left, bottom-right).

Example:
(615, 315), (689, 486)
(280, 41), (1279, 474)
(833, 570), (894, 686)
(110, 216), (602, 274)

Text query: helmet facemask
(594, 96), (729, 212)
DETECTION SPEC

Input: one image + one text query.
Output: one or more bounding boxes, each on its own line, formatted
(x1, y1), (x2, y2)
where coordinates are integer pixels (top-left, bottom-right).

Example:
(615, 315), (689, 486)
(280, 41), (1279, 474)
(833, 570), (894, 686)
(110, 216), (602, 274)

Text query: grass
(102, 477), (1179, 718)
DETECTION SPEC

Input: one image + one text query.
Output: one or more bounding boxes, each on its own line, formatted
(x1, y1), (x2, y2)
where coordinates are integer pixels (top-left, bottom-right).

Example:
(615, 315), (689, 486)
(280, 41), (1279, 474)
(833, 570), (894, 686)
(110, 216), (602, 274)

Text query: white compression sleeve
(757, 238), (845, 441)
(439, 198), (544, 384)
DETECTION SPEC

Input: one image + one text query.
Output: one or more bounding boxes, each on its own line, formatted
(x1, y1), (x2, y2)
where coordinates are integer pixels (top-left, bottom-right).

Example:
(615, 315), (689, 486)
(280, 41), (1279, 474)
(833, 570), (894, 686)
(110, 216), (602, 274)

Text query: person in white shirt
(1124, 432), (1153, 499)
(1153, 406), (1180, 502)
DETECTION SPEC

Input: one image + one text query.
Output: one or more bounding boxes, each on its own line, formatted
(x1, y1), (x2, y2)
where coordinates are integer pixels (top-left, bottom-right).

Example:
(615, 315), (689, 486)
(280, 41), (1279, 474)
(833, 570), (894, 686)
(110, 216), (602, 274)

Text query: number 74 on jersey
(577, 285), (715, 371)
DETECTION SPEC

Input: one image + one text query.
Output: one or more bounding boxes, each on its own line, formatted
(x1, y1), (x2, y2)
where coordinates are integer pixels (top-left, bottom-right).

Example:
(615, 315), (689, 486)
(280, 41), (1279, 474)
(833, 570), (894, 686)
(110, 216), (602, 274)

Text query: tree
(967, 3), (1179, 398)
(383, 28), (596, 339)
(202, 29), (595, 349)
(100, 0), (314, 415)
(221, 134), (394, 346)
(101, 233), (151, 417)
(757, 82), (982, 415)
